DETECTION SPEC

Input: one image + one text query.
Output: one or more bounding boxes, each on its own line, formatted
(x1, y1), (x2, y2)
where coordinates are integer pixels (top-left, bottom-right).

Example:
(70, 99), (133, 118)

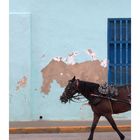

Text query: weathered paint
(10, 0), (131, 121)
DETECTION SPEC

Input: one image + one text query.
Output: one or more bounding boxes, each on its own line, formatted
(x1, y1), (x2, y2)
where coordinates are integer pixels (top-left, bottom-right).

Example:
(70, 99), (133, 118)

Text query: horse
(60, 76), (131, 140)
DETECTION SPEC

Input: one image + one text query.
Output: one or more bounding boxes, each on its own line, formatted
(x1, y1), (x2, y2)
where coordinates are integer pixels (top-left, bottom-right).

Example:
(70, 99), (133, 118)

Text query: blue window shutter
(108, 18), (131, 86)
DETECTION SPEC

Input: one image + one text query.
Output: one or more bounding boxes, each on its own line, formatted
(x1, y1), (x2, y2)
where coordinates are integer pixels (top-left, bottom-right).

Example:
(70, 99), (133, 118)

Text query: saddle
(98, 82), (119, 98)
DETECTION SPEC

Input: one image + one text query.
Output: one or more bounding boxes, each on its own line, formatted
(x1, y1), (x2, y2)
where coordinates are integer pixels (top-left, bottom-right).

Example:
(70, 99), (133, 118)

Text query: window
(108, 18), (131, 85)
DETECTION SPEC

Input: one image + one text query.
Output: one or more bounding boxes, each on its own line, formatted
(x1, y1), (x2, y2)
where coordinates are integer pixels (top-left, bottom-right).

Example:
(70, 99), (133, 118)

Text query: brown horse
(60, 76), (131, 140)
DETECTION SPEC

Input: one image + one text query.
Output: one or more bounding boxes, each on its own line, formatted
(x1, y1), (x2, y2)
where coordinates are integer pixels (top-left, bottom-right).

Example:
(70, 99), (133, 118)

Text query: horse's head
(60, 76), (79, 103)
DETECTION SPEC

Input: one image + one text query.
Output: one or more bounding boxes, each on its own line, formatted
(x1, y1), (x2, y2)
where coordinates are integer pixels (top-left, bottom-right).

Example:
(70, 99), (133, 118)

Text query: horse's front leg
(105, 114), (125, 140)
(88, 113), (100, 140)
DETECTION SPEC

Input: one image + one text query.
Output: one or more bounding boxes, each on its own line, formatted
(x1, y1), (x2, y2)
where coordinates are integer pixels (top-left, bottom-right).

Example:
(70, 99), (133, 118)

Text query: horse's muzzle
(60, 95), (68, 103)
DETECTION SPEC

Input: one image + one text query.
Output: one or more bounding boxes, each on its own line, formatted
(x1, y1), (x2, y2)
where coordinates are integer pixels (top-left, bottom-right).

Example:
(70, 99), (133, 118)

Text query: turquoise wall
(10, 0), (131, 121)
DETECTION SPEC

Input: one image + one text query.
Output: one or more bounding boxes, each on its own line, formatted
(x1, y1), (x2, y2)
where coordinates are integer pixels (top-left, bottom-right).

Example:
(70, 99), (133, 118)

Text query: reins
(69, 93), (88, 103)
(69, 80), (88, 103)
(90, 93), (131, 106)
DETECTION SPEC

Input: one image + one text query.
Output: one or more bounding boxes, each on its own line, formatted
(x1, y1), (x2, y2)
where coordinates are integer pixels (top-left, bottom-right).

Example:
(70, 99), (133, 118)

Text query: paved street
(10, 120), (131, 128)
(10, 132), (131, 140)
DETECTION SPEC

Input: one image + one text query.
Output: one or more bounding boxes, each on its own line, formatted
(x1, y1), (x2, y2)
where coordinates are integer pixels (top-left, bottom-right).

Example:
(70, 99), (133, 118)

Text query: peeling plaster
(16, 76), (28, 91)
(100, 59), (108, 68)
(65, 51), (80, 65)
(41, 59), (107, 94)
(53, 51), (79, 65)
(85, 49), (97, 60)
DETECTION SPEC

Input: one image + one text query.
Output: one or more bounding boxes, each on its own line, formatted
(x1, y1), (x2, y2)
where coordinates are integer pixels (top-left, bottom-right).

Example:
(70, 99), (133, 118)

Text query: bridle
(68, 79), (87, 103)
(60, 79), (87, 103)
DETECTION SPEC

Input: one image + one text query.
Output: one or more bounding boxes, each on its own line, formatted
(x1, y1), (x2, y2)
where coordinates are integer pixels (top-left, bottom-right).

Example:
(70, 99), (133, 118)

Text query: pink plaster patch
(16, 76), (28, 91)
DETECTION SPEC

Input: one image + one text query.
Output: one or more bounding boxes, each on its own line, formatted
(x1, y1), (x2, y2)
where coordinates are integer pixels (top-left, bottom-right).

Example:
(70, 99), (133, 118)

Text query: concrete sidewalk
(9, 120), (131, 134)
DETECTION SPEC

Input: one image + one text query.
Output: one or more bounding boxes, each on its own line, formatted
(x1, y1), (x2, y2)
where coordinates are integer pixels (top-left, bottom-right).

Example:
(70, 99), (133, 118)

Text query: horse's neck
(78, 80), (99, 99)
(78, 81), (86, 93)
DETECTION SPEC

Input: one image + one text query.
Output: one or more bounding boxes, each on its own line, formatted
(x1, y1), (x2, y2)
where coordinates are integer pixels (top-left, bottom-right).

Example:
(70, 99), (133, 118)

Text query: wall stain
(41, 54), (46, 58)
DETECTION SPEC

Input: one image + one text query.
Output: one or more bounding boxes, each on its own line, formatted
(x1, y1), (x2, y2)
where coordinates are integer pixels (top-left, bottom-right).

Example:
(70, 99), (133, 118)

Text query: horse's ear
(72, 76), (76, 81)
